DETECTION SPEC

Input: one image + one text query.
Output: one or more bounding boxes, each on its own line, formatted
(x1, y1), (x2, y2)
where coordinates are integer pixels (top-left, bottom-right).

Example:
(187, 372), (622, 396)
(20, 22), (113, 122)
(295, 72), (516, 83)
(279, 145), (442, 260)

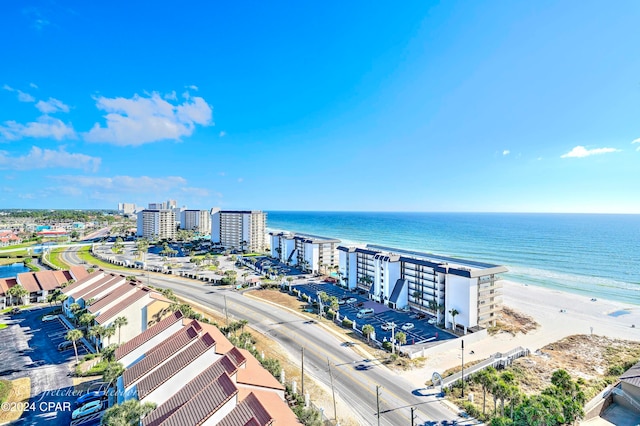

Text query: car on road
(75, 391), (106, 407)
(72, 400), (103, 419)
(381, 322), (395, 331)
(401, 322), (415, 331)
(338, 299), (346, 305)
(427, 318), (437, 325)
(41, 314), (58, 322)
(11, 307), (21, 315)
(345, 297), (357, 304)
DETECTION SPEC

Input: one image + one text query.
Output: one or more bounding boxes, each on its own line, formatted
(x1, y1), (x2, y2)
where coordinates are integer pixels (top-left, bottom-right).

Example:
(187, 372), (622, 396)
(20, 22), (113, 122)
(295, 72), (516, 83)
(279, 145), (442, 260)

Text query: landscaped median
(0, 377), (31, 424)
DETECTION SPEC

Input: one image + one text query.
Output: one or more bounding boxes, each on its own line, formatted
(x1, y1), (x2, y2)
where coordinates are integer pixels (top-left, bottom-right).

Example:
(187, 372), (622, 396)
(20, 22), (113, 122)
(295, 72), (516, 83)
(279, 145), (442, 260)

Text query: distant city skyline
(1, 2), (639, 213)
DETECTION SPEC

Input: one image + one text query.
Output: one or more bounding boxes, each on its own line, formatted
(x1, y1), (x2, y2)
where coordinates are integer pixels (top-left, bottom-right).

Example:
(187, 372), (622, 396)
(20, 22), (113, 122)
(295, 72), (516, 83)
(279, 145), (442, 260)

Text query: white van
(356, 308), (375, 319)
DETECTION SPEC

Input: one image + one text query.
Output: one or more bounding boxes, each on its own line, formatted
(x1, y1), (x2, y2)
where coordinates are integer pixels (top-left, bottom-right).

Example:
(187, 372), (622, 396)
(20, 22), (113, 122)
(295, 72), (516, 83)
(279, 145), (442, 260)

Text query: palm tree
(7, 284), (29, 306)
(329, 296), (339, 312)
(88, 326), (104, 353)
(101, 399), (156, 425)
(449, 308), (460, 331)
(362, 324), (374, 342)
(103, 324), (116, 347)
(395, 331), (407, 346)
(114, 316), (128, 343)
(78, 313), (96, 329)
(473, 367), (497, 416)
(102, 362), (125, 388)
(66, 329), (83, 365)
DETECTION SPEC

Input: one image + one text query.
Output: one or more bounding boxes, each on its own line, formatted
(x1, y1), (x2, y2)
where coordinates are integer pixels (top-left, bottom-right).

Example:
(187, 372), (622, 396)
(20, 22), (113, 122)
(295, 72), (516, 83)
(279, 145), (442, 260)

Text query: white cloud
(502, 150), (510, 156)
(187, 85), (199, 91)
(84, 91), (213, 146)
(164, 91), (177, 101)
(633, 138), (640, 151)
(29, 83), (38, 89)
(52, 175), (204, 194)
(561, 145), (620, 158)
(219, 131), (226, 137)
(0, 146), (100, 172)
(2, 85), (35, 102)
(35, 97), (70, 114)
(0, 116), (76, 141)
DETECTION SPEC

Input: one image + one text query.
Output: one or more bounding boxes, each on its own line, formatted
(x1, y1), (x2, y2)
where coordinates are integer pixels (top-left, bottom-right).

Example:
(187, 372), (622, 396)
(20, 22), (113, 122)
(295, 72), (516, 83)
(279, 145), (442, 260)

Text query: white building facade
(180, 209), (212, 236)
(269, 232), (340, 273)
(136, 209), (177, 240)
(338, 244), (507, 330)
(211, 210), (267, 253)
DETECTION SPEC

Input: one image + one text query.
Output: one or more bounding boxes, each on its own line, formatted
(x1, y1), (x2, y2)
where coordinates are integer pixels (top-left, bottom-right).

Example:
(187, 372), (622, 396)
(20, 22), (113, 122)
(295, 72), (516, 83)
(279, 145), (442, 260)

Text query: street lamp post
(461, 339), (465, 398)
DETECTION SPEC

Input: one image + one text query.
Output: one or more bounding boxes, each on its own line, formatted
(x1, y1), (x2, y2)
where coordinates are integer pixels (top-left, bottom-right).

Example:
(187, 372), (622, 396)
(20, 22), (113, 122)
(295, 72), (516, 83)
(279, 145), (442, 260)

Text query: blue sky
(1, 1), (639, 213)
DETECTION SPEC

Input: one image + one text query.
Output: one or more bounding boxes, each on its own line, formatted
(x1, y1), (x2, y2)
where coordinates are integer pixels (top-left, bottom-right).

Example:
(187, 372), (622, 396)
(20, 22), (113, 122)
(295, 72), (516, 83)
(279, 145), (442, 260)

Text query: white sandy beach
(399, 280), (640, 388)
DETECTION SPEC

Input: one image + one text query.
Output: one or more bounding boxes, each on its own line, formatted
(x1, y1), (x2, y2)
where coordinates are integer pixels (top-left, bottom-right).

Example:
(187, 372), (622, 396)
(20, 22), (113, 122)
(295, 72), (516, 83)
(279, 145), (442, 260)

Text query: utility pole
(376, 385), (381, 426)
(327, 358), (337, 423)
(391, 322), (396, 354)
(461, 339), (465, 398)
(224, 295), (229, 327)
(301, 347), (305, 396)
(411, 407), (416, 426)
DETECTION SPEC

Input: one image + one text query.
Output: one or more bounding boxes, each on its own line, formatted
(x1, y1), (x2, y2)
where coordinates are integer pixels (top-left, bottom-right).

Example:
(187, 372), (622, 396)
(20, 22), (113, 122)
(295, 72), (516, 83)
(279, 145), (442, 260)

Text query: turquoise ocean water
(267, 212), (640, 305)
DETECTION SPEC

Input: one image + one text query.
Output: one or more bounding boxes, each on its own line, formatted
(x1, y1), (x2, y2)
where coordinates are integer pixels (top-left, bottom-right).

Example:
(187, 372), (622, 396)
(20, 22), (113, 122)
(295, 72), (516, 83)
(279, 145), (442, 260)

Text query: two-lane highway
(61, 247), (465, 425)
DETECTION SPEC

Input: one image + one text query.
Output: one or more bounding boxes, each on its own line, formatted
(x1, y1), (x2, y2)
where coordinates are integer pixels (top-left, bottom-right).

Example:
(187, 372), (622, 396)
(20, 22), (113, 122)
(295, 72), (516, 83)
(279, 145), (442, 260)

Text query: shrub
(342, 318), (353, 328)
(382, 341), (392, 351)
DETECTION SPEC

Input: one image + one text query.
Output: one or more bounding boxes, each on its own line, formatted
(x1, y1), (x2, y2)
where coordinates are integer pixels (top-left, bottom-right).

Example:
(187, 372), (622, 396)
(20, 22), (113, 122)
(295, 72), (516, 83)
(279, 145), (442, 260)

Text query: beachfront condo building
(338, 244), (507, 331)
(180, 209), (212, 236)
(211, 210), (267, 253)
(136, 209), (177, 240)
(269, 232), (341, 273)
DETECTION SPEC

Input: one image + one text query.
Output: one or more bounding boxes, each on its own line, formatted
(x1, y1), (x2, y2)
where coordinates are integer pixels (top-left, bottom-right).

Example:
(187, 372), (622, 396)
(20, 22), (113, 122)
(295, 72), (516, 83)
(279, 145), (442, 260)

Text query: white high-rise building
(180, 210), (212, 235)
(210, 210), (266, 253)
(269, 232), (340, 273)
(338, 244), (507, 330)
(117, 203), (137, 215)
(136, 209), (176, 240)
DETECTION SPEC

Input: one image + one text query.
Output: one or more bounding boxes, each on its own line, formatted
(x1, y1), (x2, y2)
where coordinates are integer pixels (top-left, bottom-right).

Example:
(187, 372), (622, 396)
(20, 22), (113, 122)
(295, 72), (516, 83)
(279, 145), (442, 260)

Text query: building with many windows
(269, 232), (340, 273)
(338, 244), (507, 331)
(136, 209), (177, 240)
(211, 210), (267, 253)
(180, 209), (212, 236)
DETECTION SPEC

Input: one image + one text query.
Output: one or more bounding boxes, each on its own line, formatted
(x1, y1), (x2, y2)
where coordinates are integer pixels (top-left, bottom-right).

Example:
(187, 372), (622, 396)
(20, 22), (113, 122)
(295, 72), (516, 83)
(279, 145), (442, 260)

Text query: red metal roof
(123, 325), (201, 388)
(95, 286), (152, 325)
(115, 311), (184, 361)
(79, 275), (127, 304)
(61, 270), (105, 294)
(87, 281), (137, 314)
(69, 266), (89, 281)
(147, 373), (239, 426)
(16, 272), (40, 293)
(217, 392), (274, 426)
(137, 332), (217, 399)
(142, 354), (242, 426)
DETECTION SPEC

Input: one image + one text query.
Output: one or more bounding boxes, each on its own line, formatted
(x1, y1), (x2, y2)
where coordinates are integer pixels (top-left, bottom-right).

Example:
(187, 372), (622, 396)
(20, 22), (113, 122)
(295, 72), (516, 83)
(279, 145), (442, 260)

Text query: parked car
(427, 318), (437, 325)
(381, 322), (395, 331)
(345, 297), (357, 304)
(72, 400), (103, 419)
(10, 307), (20, 315)
(401, 322), (415, 331)
(58, 341), (74, 351)
(75, 391), (106, 407)
(41, 314), (58, 322)
(338, 299), (346, 305)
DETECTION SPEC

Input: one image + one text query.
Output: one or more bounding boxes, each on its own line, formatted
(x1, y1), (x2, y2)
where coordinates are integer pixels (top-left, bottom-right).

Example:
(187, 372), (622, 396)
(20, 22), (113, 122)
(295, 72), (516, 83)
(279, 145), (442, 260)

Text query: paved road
(61, 247), (470, 426)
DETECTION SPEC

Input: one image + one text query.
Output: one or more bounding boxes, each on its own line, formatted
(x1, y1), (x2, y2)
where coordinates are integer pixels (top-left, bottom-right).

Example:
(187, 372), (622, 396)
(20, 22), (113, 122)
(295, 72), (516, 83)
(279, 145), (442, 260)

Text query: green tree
(395, 331), (407, 346)
(329, 296), (339, 312)
(78, 313), (96, 329)
(103, 362), (125, 387)
(7, 284), (29, 306)
(102, 324), (116, 347)
(66, 329), (83, 365)
(449, 308), (460, 331)
(88, 325), (105, 353)
(100, 399), (156, 425)
(114, 316), (129, 344)
(473, 366), (498, 416)
(362, 324), (374, 342)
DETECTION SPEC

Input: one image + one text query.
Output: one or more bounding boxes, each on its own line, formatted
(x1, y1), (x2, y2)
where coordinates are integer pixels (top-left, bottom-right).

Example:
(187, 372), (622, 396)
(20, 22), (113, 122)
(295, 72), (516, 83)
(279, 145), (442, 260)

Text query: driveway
(0, 307), (88, 425)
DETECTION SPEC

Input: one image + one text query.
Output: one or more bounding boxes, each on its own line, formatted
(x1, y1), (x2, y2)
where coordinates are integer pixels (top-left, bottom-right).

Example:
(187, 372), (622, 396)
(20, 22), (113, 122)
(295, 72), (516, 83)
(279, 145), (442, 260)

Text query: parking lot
(0, 307), (95, 425)
(293, 282), (456, 349)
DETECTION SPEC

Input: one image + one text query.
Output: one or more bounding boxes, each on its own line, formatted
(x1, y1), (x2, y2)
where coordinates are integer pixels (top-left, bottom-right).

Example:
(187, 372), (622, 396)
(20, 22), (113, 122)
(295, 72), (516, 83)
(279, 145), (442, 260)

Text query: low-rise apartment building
(269, 231), (340, 273)
(0, 266), (89, 308)
(338, 244), (507, 331)
(211, 210), (267, 253)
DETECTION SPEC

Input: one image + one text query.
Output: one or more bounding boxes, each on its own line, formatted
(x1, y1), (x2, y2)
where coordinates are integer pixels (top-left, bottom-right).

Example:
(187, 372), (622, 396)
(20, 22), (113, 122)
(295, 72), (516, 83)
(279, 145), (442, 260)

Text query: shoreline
(398, 279), (640, 388)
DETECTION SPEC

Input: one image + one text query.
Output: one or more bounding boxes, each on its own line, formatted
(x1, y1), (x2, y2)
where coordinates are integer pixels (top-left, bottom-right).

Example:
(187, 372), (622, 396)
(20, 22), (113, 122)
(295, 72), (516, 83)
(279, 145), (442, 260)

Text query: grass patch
(0, 323), (7, 330)
(76, 246), (130, 271)
(0, 242), (37, 252)
(0, 379), (10, 403)
(46, 248), (71, 269)
(0, 377), (30, 424)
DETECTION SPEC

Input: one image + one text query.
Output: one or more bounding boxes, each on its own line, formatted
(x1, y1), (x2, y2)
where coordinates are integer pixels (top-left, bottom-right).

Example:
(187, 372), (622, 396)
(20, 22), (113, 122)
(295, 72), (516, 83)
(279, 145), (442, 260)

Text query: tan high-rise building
(211, 210), (266, 253)
(136, 209), (176, 240)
